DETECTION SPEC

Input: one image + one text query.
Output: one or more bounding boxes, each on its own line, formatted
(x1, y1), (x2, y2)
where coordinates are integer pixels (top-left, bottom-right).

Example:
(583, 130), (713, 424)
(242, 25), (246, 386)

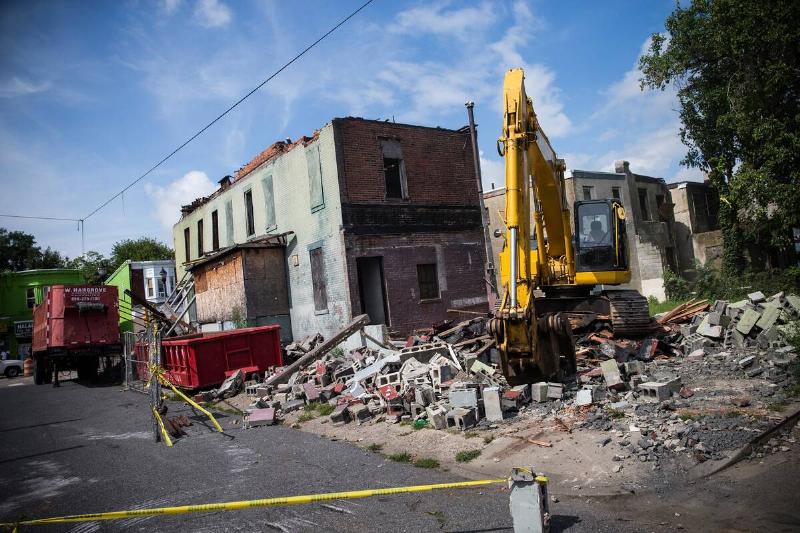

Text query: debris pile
(238, 291), (799, 468)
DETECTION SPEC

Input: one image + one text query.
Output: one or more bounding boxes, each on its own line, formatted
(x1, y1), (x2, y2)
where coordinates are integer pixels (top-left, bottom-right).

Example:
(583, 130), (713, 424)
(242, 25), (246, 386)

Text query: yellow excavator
(488, 68), (651, 385)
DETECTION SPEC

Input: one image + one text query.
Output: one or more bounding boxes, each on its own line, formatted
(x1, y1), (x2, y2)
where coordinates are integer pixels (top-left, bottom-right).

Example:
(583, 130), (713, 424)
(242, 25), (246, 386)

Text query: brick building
(173, 118), (488, 340)
(668, 180), (722, 275)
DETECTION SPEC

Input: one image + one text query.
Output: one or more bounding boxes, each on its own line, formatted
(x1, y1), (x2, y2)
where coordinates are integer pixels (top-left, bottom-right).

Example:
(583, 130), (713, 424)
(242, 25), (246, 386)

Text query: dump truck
(32, 285), (121, 384)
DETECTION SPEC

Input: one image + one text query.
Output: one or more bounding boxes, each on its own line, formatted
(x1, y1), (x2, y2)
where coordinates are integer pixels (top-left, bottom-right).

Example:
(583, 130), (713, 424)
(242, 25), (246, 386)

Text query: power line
(0, 214), (81, 222)
(82, 0), (376, 221)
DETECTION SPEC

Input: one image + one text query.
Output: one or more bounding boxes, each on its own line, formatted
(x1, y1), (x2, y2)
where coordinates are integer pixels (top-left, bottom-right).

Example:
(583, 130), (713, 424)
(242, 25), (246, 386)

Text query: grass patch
(767, 400), (787, 412)
(413, 457), (440, 469)
(678, 410), (702, 421)
(388, 452), (412, 463)
(366, 443), (383, 452)
(605, 407), (626, 419)
(297, 411), (317, 423)
(455, 449), (481, 463)
(297, 401), (335, 422)
(317, 403), (335, 416)
(648, 297), (688, 315)
(464, 431), (480, 439)
(399, 420), (413, 427)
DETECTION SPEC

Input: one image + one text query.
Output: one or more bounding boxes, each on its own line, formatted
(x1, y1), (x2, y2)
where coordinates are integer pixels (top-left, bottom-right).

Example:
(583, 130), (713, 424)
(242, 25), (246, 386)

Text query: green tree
(67, 251), (111, 284)
(640, 0), (800, 273)
(110, 237), (173, 271)
(0, 228), (67, 271)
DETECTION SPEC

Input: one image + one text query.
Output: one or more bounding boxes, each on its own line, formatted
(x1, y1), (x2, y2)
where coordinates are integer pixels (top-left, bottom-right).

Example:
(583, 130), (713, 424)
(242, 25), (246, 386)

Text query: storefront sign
(14, 320), (33, 338)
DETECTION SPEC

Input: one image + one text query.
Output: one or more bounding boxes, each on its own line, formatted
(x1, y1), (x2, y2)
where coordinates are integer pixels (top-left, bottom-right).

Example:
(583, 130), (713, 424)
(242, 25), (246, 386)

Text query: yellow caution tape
(0, 478), (507, 529)
(148, 363), (223, 434)
(150, 406), (173, 448)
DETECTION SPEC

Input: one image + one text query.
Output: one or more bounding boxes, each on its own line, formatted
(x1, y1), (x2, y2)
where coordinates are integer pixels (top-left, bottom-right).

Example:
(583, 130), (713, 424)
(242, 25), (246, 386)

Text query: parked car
(1, 359), (23, 378)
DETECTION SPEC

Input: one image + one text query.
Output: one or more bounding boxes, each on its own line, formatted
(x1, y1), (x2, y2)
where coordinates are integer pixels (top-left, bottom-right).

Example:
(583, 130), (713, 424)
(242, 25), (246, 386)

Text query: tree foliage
(640, 0), (800, 273)
(110, 237), (173, 271)
(66, 251), (111, 284)
(0, 228), (67, 271)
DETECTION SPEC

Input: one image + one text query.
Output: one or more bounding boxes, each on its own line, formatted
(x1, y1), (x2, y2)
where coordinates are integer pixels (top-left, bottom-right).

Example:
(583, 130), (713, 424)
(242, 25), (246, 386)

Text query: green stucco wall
(104, 261), (133, 333)
(0, 269), (85, 358)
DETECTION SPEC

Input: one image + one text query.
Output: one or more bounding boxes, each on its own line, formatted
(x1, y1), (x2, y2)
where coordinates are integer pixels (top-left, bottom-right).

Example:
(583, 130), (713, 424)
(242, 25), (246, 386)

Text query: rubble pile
(240, 290), (799, 467)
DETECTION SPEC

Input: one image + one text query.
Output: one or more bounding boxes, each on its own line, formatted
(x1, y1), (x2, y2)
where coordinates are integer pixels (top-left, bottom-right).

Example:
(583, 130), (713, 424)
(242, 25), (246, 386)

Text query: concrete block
(712, 300), (728, 314)
(376, 372), (401, 388)
(686, 349), (705, 363)
(738, 355), (756, 368)
(350, 403), (371, 422)
(623, 360), (646, 376)
(547, 382), (563, 399)
(303, 381), (320, 402)
(282, 399), (304, 413)
(426, 404), (448, 429)
(330, 403), (351, 425)
(274, 392), (289, 406)
(575, 388), (594, 406)
(756, 305), (781, 331)
(736, 309), (761, 336)
(410, 402), (426, 418)
(483, 387), (504, 422)
(680, 324), (698, 337)
(697, 321), (723, 339)
(414, 385), (435, 406)
(470, 359), (496, 375)
(512, 384), (531, 403)
(786, 294), (800, 314)
(748, 291), (766, 304)
(600, 359), (624, 390)
(531, 382), (549, 403)
(449, 386), (479, 409)
(638, 382), (671, 402)
(446, 407), (478, 430)
(247, 408), (276, 427)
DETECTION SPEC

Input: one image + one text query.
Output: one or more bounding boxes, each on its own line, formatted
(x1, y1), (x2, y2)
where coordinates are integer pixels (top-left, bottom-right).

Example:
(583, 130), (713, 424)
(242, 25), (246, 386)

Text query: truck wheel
(77, 357), (99, 381)
(4, 366), (20, 378)
(33, 356), (46, 385)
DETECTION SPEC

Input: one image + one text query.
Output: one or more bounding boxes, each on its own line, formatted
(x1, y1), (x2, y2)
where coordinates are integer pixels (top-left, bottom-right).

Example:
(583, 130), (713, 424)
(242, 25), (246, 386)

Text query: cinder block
(425, 404), (448, 429)
(303, 381), (320, 402)
(547, 382), (563, 399)
(449, 386), (479, 409)
(623, 360), (645, 376)
(247, 408), (276, 427)
(637, 382), (671, 402)
(330, 403), (351, 425)
(531, 382), (549, 403)
(446, 407), (477, 430)
(575, 388), (594, 406)
(483, 387), (504, 422)
(748, 291), (765, 304)
(350, 403), (371, 423)
(600, 360), (624, 390)
(282, 399), (305, 413)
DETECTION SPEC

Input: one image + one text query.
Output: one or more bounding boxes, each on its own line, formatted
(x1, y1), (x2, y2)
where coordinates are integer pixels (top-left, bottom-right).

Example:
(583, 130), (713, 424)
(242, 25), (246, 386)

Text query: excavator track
(604, 290), (652, 336)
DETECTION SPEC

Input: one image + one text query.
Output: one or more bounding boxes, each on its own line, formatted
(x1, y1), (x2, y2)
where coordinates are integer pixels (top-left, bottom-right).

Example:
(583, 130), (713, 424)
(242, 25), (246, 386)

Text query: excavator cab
(573, 200), (628, 273)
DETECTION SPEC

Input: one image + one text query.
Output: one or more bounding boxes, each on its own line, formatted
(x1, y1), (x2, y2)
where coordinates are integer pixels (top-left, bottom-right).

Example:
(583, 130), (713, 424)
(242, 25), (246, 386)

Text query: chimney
(218, 175), (233, 189)
(614, 160), (630, 174)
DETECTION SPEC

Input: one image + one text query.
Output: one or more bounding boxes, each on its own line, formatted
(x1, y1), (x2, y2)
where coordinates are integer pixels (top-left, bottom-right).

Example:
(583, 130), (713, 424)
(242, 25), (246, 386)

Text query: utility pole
(465, 101), (498, 311)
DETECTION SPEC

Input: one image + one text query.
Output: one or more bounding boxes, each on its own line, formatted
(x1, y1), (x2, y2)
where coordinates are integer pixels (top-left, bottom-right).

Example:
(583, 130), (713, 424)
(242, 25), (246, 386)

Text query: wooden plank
(264, 314), (370, 387)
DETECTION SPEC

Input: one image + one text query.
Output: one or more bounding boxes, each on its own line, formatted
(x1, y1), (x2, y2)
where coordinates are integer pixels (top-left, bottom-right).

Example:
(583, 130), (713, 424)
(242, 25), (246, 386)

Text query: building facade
(0, 269), (85, 358)
(173, 118), (488, 340)
(105, 260), (176, 332)
(668, 180), (722, 274)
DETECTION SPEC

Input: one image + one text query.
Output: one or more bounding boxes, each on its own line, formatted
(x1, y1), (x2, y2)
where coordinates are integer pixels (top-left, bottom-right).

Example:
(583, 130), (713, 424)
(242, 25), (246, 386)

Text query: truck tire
(33, 356), (46, 385)
(77, 356), (99, 381)
(4, 366), (20, 378)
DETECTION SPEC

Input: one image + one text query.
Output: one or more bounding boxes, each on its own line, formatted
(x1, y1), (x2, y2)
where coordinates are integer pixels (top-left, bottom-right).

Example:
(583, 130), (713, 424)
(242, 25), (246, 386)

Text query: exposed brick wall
(333, 118), (479, 206)
(344, 231), (488, 336)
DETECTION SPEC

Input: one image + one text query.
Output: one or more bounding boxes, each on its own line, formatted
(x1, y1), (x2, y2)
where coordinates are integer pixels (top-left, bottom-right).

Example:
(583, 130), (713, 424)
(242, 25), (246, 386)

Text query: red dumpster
(160, 325), (283, 389)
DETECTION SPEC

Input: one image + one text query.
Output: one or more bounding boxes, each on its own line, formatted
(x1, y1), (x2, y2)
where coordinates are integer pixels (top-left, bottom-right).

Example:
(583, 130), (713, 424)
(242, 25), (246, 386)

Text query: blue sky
(0, 0), (694, 258)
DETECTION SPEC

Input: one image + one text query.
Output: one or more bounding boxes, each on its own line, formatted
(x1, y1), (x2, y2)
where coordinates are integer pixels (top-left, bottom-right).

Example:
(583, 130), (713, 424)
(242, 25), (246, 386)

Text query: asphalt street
(2, 375), (798, 532)
(0, 376), (631, 533)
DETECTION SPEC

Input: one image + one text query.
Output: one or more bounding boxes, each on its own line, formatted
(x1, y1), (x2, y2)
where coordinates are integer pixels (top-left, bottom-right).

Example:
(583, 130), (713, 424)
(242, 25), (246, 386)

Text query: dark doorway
(356, 257), (388, 325)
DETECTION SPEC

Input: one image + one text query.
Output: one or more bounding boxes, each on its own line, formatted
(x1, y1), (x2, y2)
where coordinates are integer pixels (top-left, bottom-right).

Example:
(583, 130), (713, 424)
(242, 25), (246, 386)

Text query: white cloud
(480, 151), (505, 191)
(144, 171), (217, 228)
(162, 0), (181, 15)
(0, 77), (51, 98)
(193, 0), (232, 28)
(390, 1), (496, 38)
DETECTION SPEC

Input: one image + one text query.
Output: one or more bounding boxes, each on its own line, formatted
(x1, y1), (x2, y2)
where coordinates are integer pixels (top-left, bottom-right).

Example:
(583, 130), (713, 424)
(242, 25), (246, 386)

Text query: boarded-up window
(307, 146), (324, 212)
(582, 186), (593, 200)
(417, 263), (439, 300)
(262, 174), (276, 230)
(183, 227), (191, 261)
(211, 210), (219, 251)
(225, 200), (234, 246)
(244, 189), (255, 237)
(381, 139), (407, 199)
(197, 219), (204, 256)
(309, 247), (328, 311)
(612, 187), (621, 201)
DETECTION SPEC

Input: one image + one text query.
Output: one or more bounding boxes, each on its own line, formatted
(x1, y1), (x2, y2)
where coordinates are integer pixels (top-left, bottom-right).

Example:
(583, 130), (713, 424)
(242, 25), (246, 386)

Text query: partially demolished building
(173, 118), (488, 341)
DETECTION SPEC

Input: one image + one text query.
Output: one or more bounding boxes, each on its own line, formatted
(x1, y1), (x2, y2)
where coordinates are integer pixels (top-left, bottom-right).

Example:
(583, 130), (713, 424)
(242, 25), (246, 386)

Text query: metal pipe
(465, 101), (499, 309)
(510, 227), (518, 308)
